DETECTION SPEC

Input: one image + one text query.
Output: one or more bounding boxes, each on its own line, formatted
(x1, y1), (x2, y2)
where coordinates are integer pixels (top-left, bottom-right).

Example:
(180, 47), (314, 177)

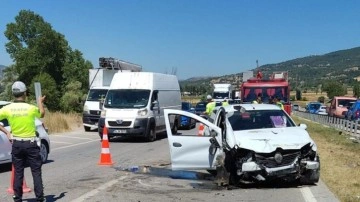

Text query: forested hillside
(180, 46), (360, 95)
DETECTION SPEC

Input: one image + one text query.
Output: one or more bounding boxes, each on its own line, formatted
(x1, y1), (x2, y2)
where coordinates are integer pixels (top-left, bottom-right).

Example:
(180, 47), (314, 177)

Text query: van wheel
(146, 128), (156, 142)
(84, 126), (91, 131)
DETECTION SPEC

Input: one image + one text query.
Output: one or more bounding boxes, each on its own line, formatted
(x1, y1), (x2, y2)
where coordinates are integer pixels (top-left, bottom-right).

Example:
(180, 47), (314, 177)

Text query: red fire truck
(241, 71), (292, 114)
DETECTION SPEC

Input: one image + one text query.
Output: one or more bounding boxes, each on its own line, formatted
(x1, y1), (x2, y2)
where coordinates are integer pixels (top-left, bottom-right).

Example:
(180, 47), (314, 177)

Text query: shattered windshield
(104, 89), (150, 109)
(228, 109), (296, 131)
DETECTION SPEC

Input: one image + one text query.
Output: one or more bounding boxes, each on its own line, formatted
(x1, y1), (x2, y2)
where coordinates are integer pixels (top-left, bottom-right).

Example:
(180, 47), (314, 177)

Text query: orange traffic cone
(98, 127), (114, 166)
(7, 164), (31, 194)
(197, 123), (205, 136)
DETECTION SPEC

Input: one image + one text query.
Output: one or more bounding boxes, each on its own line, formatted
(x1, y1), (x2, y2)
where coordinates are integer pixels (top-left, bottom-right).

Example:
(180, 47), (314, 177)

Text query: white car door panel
(164, 109), (223, 170)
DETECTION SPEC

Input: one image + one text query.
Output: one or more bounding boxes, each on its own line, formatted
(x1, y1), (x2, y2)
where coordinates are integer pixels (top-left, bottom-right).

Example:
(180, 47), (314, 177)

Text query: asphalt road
(0, 128), (339, 202)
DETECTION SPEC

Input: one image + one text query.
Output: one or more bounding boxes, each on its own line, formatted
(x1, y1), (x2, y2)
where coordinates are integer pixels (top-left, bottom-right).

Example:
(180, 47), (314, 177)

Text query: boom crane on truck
(82, 57), (142, 132)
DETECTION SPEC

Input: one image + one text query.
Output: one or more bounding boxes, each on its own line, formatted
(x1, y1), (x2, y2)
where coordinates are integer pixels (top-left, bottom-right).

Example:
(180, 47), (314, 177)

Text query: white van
(83, 86), (109, 131)
(99, 72), (181, 141)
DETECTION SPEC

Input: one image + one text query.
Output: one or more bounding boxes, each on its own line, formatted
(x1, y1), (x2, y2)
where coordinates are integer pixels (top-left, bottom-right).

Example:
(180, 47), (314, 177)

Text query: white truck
(212, 83), (234, 103)
(98, 72), (181, 142)
(82, 57), (142, 131)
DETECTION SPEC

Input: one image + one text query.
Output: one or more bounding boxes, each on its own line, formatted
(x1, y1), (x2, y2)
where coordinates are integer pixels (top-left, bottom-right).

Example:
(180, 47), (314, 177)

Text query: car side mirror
(299, 123), (307, 130)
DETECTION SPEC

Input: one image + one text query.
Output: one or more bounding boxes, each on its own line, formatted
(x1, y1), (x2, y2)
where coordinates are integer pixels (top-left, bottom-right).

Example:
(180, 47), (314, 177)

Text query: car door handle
(173, 142), (182, 147)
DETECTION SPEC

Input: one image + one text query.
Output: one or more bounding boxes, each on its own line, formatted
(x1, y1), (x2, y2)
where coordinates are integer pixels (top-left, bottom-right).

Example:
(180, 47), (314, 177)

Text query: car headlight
(83, 105), (89, 113)
(100, 110), (106, 117)
(138, 108), (148, 116)
(301, 143), (317, 160)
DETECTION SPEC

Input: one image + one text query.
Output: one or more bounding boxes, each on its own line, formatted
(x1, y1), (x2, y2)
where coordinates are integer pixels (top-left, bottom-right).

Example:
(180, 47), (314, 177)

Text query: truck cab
(327, 96), (356, 118)
(83, 87), (109, 131)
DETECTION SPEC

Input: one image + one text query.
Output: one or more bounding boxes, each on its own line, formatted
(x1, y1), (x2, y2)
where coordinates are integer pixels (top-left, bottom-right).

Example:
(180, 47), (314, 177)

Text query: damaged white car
(164, 104), (320, 186)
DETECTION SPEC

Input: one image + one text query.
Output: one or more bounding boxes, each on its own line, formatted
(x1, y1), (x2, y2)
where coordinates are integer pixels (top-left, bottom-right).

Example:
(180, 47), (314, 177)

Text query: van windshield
(87, 89), (108, 101)
(104, 89), (151, 109)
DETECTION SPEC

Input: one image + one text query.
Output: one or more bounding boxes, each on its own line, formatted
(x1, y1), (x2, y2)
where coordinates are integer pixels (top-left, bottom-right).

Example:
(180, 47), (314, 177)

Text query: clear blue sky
(1, 0), (360, 79)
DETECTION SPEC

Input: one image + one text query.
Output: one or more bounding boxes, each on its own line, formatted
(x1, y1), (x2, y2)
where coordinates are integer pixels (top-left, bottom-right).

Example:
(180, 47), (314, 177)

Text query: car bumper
(83, 113), (100, 128)
(241, 159), (319, 177)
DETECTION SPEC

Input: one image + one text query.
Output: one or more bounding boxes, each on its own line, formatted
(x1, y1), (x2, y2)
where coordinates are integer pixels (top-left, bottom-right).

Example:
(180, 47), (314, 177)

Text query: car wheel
(39, 141), (48, 164)
(146, 128), (156, 142)
(84, 126), (91, 132)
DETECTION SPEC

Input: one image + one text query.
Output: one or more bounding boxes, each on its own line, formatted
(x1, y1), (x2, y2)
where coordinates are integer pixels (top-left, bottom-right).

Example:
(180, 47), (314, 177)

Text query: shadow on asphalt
(0, 160), (54, 173)
(108, 132), (168, 143)
(115, 165), (316, 190)
(23, 192), (67, 202)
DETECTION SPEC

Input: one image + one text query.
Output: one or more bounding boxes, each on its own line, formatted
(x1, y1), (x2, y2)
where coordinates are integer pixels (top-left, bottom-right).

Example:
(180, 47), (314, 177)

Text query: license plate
(113, 129), (127, 134)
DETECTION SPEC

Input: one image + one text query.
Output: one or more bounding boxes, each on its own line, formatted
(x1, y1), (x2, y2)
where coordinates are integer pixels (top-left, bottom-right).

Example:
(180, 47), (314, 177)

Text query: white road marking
(71, 176), (127, 202)
(138, 179), (152, 187)
(52, 136), (94, 140)
(300, 186), (317, 202)
(52, 140), (100, 151)
(50, 141), (72, 144)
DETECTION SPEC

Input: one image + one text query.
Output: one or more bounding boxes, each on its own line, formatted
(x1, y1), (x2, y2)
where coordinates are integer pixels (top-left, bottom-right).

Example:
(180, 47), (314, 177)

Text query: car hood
(232, 127), (315, 153)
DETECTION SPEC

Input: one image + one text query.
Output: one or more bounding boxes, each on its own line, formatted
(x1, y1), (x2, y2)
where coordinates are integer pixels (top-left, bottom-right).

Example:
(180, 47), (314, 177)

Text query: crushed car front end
(225, 143), (320, 184)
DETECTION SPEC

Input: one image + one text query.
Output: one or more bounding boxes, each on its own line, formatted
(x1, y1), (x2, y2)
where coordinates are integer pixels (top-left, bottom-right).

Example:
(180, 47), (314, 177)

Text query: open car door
(165, 109), (223, 170)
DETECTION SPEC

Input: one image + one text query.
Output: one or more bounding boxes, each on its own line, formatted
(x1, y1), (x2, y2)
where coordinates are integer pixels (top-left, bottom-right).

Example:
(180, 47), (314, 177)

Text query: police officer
(205, 95), (215, 116)
(252, 93), (262, 104)
(0, 81), (46, 202)
(273, 96), (284, 110)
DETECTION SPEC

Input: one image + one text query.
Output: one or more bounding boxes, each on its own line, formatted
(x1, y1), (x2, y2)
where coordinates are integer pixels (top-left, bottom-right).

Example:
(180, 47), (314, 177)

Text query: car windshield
(228, 109), (296, 131)
(213, 92), (229, 99)
(104, 89), (150, 109)
(242, 86), (288, 103)
(87, 89), (108, 101)
(338, 99), (355, 107)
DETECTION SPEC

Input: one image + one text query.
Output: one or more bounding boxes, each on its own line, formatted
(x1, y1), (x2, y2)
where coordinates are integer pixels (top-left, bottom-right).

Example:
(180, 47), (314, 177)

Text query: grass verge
(292, 116), (360, 202)
(43, 112), (82, 134)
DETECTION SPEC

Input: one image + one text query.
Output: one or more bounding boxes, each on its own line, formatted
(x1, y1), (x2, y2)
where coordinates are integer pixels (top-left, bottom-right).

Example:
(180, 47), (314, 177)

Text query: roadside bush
(301, 97), (308, 101)
(290, 95), (296, 101)
(318, 96), (325, 103)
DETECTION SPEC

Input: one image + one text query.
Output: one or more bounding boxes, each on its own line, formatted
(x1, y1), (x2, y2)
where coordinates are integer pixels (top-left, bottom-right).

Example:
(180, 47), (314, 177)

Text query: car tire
(40, 141), (48, 164)
(146, 128), (156, 142)
(84, 126), (91, 132)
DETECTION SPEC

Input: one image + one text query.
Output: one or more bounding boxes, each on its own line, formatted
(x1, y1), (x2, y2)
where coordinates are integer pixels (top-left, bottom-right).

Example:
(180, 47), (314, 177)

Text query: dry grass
(42, 112), (82, 134)
(292, 116), (360, 202)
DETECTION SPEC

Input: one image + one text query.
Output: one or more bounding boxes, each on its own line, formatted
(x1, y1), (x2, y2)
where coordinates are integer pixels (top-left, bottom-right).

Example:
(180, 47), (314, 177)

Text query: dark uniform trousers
(12, 139), (44, 201)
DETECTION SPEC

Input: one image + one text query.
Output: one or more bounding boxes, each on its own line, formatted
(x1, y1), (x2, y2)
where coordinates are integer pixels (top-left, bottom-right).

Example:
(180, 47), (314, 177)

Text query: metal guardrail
(292, 111), (360, 141)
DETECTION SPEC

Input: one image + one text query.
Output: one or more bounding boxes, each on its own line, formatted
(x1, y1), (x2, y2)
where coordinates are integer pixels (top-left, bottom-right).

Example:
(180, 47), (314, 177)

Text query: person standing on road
(0, 81), (46, 202)
(205, 95), (216, 116)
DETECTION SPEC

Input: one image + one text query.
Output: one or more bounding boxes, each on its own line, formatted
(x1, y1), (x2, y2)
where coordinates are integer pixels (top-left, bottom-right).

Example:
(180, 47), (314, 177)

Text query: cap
(12, 81), (27, 93)
(206, 95), (212, 100)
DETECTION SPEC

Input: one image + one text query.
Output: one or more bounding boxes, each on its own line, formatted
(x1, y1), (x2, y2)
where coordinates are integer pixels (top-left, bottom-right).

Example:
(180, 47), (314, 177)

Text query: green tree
(4, 10), (68, 87)
(322, 80), (347, 99)
(30, 73), (60, 111)
(63, 48), (92, 93)
(353, 82), (360, 98)
(60, 81), (84, 113)
(0, 65), (18, 101)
